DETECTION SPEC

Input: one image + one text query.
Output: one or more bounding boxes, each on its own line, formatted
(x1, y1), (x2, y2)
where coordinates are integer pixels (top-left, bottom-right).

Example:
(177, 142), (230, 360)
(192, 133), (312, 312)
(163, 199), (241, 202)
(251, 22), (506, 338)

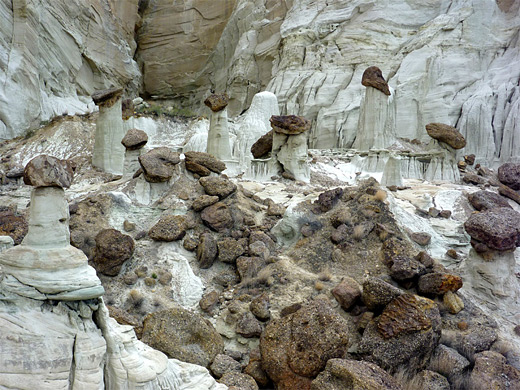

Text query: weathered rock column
(0, 155), (104, 300)
(270, 115), (311, 182)
(381, 154), (403, 187)
(122, 128), (148, 177)
(92, 87), (126, 175)
(354, 66), (396, 151)
(205, 93), (232, 161)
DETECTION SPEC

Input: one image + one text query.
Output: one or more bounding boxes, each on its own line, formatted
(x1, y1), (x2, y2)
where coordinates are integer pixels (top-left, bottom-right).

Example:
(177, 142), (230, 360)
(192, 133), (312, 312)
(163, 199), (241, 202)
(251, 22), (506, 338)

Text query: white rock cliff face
(0, 0), (140, 139)
(2, 0), (519, 167)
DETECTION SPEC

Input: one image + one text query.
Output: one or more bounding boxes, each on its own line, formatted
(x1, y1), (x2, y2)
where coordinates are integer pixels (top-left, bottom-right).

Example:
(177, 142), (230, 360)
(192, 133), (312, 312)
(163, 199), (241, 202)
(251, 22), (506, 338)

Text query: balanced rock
(138, 147), (181, 182)
(92, 87), (123, 107)
(23, 155), (74, 188)
(425, 123), (466, 149)
(199, 176), (237, 199)
(497, 162), (520, 190)
(201, 202), (233, 232)
(91, 228), (135, 276)
(418, 272), (463, 295)
(204, 93), (229, 112)
(270, 115), (311, 135)
(121, 128), (148, 150)
(464, 207), (520, 251)
(141, 306), (224, 368)
(251, 130), (273, 158)
(468, 190), (512, 211)
(361, 66), (391, 96)
(184, 151), (226, 174)
(260, 300), (350, 390)
(311, 359), (403, 390)
(148, 215), (187, 241)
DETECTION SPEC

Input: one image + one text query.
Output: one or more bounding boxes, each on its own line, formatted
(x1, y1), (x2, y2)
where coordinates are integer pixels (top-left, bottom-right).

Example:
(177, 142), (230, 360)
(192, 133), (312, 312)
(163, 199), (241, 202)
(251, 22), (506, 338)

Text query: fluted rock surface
(0, 0), (140, 139)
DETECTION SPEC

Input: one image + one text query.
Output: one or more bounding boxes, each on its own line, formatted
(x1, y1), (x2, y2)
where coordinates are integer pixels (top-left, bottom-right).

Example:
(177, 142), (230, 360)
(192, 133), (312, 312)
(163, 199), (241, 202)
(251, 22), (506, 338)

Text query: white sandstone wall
(0, 0), (140, 140)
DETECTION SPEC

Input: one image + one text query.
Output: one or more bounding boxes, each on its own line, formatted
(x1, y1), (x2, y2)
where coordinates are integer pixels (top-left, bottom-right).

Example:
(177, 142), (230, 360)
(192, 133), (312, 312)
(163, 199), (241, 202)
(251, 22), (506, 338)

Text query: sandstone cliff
(1, 0), (520, 167)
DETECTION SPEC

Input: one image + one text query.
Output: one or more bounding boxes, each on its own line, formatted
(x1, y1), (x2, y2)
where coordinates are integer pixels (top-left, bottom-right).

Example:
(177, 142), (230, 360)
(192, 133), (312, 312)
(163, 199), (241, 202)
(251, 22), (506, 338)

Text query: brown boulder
(201, 202), (233, 232)
(498, 183), (520, 205)
(236, 312), (263, 338)
(358, 294), (441, 372)
(197, 233), (218, 269)
(410, 232), (431, 246)
(192, 195), (219, 212)
(390, 255), (428, 281)
(377, 294), (434, 339)
(141, 307), (224, 368)
(219, 372), (258, 390)
(315, 187), (343, 213)
(468, 190), (512, 211)
(236, 256), (265, 281)
(417, 272), (463, 295)
(121, 128), (148, 150)
(250, 293), (271, 321)
(361, 66), (391, 96)
(92, 228), (135, 276)
(148, 215), (187, 241)
(199, 176), (237, 199)
(138, 147), (181, 182)
(362, 277), (403, 311)
(185, 160), (211, 176)
(464, 207), (520, 251)
(0, 210), (27, 245)
(331, 277), (361, 310)
(498, 162), (520, 190)
(425, 123), (466, 149)
(311, 359), (403, 390)
(270, 115), (311, 135)
(23, 155), (74, 188)
(217, 237), (246, 263)
(210, 354), (241, 378)
(260, 300), (350, 390)
(204, 93), (229, 112)
(251, 130), (273, 158)
(469, 351), (520, 390)
(184, 151), (226, 174)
